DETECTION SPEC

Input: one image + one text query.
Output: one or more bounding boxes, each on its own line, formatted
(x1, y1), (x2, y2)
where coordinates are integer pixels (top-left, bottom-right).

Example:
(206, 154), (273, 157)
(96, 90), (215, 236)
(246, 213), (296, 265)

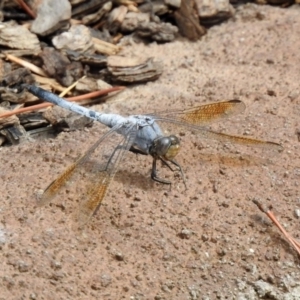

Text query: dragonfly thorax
(150, 135), (180, 160)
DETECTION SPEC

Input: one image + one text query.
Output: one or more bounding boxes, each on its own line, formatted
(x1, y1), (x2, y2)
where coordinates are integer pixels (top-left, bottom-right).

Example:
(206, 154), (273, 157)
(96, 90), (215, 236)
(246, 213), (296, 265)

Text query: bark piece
(0, 90), (32, 104)
(137, 22), (178, 42)
(0, 69), (35, 103)
(74, 77), (99, 92)
(0, 107), (19, 129)
(19, 113), (49, 129)
(261, 0), (293, 4)
(174, 0), (206, 40)
(43, 106), (93, 131)
(121, 12), (150, 32)
(96, 79), (112, 90)
(107, 5), (128, 34)
(31, 0), (71, 36)
(40, 47), (84, 86)
(0, 22), (40, 51)
(164, 0), (181, 7)
(0, 123), (28, 145)
(72, 0), (108, 17)
(92, 38), (120, 55)
(52, 25), (93, 53)
(82, 1), (112, 25)
(67, 50), (107, 67)
(0, 60), (11, 80)
(1, 49), (42, 58)
(0, 135), (5, 146)
(106, 56), (163, 83)
(1, 68), (34, 87)
(195, 0), (235, 26)
(74, 77), (111, 92)
(139, 1), (170, 16)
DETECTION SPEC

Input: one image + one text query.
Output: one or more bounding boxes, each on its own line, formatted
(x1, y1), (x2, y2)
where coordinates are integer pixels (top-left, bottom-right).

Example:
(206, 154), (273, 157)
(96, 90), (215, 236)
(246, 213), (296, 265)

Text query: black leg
(159, 158), (187, 189)
(159, 158), (176, 172)
(169, 159), (187, 189)
(151, 157), (172, 185)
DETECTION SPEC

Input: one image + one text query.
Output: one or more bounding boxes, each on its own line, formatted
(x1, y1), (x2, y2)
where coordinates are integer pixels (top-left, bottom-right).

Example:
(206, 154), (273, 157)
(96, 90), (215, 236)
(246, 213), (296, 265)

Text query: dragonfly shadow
(112, 151), (273, 192)
(112, 149), (276, 190)
(198, 152), (275, 168)
(113, 168), (155, 191)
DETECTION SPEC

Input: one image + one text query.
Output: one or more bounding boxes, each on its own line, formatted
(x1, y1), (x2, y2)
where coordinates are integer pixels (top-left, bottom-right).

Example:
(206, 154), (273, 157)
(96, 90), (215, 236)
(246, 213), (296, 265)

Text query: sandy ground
(1, 4), (300, 300)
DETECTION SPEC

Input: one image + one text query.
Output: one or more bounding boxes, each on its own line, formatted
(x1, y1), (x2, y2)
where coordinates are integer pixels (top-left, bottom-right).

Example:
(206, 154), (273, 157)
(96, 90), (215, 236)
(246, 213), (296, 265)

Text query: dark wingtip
(276, 143), (284, 152)
(268, 141), (284, 152)
(229, 99), (243, 104)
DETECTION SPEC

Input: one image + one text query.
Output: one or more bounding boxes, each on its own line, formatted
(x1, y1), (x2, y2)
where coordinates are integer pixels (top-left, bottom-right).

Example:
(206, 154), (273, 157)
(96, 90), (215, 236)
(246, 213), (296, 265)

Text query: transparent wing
(77, 123), (137, 227)
(196, 130), (283, 151)
(39, 122), (138, 227)
(150, 100), (246, 126)
(149, 100), (282, 151)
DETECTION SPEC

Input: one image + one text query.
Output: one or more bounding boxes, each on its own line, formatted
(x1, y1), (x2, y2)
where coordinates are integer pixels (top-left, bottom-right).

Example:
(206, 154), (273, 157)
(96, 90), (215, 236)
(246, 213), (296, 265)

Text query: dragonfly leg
(159, 157), (176, 172)
(160, 158), (187, 189)
(151, 157), (172, 185)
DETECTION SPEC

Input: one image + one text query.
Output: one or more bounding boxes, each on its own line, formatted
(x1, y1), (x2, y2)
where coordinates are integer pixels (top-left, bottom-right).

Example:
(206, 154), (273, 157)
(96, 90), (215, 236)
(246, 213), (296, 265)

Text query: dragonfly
(21, 84), (283, 227)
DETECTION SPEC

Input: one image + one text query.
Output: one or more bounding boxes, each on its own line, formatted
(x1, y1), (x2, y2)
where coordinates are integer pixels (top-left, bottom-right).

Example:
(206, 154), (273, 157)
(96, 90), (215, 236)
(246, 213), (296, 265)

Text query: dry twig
(0, 86), (125, 119)
(252, 198), (300, 256)
(14, 0), (36, 18)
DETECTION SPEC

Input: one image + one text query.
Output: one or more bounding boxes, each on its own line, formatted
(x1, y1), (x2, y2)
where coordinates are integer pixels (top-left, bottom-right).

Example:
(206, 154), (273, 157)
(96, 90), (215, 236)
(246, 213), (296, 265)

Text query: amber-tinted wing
(151, 100), (282, 151)
(39, 122), (138, 227)
(199, 130), (283, 151)
(151, 100), (246, 126)
(76, 123), (137, 227)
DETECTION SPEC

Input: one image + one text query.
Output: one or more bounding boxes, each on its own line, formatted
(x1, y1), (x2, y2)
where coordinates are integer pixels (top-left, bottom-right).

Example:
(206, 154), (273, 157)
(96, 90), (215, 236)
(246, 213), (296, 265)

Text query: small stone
(29, 293), (37, 300)
(135, 275), (142, 281)
(51, 271), (64, 281)
(294, 209), (300, 219)
(31, 0), (71, 36)
(267, 89), (276, 97)
(253, 280), (279, 298)
(216, 248), (226, 256)
(50, 260), (62, 270)
(266, 58), (274, 64)
(201, 234), (209, 242)
(18, 261), (31, 273)
(179, 228), (192, 239)
(101, 274), (112, 287)
(115, 252), (124, 261)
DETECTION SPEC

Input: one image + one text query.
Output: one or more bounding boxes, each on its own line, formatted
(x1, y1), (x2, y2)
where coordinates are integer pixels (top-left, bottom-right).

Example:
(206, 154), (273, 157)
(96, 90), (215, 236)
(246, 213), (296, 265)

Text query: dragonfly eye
(164, 135), (180, 160)
(151, 135), (180, 160)
(153, 137), (171, 156)
(169, 135), (180, 145)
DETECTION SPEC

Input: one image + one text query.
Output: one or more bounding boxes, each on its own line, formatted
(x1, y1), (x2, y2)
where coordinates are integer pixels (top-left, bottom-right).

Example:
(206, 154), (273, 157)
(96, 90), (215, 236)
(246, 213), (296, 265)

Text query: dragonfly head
(151, 135), (180, 160)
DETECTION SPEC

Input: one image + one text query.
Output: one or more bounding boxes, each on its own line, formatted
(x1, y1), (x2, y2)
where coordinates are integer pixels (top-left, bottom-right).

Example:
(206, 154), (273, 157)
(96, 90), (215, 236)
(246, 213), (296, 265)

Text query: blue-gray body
(25, 85), (163, 154)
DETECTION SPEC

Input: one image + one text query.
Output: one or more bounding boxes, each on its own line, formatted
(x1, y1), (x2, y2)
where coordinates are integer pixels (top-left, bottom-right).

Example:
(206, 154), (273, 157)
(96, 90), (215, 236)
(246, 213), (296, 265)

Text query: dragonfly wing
(150, 100), (246, 126)
(39, 162), (77, 206)
(39, 123), (131, 206)
(41, 122), (138, 226)
(76, 122), (138, 227)
(193, 128), (283, 151)
(149, 100), (282, 151)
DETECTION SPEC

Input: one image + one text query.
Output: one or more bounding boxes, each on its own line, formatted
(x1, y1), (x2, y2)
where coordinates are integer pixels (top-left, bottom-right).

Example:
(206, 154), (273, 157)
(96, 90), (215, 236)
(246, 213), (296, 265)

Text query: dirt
(1, 4), (300, 300)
